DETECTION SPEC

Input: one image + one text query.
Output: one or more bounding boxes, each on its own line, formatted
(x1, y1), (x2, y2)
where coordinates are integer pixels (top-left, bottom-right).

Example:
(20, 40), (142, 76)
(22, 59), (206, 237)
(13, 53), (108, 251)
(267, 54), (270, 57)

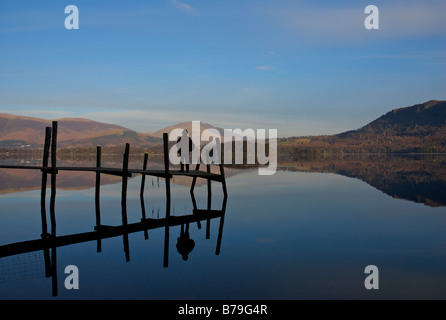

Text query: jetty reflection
(0, 192), (228, 297)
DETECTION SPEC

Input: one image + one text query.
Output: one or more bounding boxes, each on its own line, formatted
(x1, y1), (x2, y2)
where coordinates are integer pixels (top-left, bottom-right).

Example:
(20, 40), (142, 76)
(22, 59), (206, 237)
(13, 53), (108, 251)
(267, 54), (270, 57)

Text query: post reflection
(0, 191), (228, 297)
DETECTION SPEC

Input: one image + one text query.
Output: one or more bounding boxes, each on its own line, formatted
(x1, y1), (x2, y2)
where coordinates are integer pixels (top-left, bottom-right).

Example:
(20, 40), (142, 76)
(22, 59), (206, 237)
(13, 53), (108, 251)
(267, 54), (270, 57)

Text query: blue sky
(1, 0), (445, 137)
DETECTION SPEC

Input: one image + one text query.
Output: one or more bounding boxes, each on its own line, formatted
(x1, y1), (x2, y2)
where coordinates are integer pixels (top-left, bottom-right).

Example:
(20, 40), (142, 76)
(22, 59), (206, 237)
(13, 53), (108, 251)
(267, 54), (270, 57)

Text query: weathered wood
(163, 133), (171, 218)
(215, 196), (227, 256)
(51, 245), (58, 297)
(40, 126), (51, 238)
(140, 153), (149, 198)
(190, 163), (201, 193)
(1, 124), (229, 252)
(206, 163), (212, 239)
(140, 153), (149, 240)
(163, 134), (172, 266)
(216, 138), (228, 197)
(95, 146), (102, 252)
(122, 143), (131, 262)
(50, 121), (58, 235)
(163, 225), (169, 268)
(121, 143), (130, 226)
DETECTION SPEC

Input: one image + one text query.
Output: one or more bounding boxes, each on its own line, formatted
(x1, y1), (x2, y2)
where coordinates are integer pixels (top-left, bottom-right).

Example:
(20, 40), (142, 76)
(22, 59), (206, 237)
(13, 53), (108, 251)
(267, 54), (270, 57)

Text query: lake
(1, 155), (446, 300)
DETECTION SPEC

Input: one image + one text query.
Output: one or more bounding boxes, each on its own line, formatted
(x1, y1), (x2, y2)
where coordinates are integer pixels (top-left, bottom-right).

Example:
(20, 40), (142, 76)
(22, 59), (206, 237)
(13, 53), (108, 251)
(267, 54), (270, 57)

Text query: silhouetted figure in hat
(177, 130), (194, 172)
(176, 223), (195, 261)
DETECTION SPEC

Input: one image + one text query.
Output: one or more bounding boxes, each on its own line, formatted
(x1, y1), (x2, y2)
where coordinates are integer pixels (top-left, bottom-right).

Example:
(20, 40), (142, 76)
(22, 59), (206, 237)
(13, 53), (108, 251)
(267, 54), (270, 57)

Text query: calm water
(1, 157), (446, 299)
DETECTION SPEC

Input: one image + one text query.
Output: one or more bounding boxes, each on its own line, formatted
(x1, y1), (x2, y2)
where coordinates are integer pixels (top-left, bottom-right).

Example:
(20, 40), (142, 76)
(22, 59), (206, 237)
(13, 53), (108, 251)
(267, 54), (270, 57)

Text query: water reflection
(2, 155), (445, 207)
(278, 154), (446, 207)
(0, 191), (228, 297)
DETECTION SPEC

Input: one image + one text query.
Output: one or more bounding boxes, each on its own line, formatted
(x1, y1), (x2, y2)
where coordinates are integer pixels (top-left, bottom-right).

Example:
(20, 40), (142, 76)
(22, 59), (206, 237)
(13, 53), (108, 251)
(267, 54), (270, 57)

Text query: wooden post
(140, 153), (148, 198)
(163, 225), (169, 268)
(217, 138), (228, 197)
(50, 121), (57, 236)
(206, 160), (212, 240)
(40, 126), (51, 238)
(215, 196), (227, 256)
(95, 146), (102, 252)
(190, 189), (201, 230)
(121, 143), (130, 225)
(163, 133), (171, 218)
(140, 153), (149, 240)
(206, 179), (211, 240)
(190, 163), (200, 193)
(122, 143), (130, 262)
(207, 162), (212, 196)
(51, 246), (58, 297)
(162, 133), (171, 267)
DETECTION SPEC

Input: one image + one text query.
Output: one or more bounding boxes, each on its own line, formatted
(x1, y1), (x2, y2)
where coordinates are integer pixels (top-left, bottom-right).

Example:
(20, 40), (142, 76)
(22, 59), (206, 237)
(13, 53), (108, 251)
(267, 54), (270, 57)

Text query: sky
(0, 0), (445, 137)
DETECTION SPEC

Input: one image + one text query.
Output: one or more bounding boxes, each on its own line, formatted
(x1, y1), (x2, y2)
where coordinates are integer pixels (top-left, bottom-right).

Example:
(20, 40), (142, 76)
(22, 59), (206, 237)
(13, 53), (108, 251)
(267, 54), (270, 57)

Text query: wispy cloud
(262, 1), (446, 43)
(169, 0), (196, 14)
(255, 65), (276, 71)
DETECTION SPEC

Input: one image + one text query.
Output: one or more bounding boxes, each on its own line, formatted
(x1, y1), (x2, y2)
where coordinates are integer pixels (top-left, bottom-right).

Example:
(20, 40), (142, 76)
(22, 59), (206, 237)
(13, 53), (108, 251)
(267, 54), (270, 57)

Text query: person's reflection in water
(176, 223), (195, 261)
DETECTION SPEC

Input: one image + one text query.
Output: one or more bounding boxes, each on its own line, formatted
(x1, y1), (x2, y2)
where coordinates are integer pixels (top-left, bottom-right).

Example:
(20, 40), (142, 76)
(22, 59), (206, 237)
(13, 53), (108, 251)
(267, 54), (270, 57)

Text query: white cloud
(170, 0), (196, 14)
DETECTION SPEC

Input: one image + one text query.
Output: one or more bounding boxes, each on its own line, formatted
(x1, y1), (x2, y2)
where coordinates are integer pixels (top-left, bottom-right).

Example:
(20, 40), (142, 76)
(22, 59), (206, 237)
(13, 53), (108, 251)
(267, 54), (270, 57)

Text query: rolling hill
(281, 100), (446, 154)
(2, 100), (446, 153)
(0, 114), (228, 149)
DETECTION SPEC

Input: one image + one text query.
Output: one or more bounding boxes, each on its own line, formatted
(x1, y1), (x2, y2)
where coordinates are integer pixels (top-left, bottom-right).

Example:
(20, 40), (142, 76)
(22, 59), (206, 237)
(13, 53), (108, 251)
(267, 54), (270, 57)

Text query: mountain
(338, 100), (446, 138)
(0, 114), (228, 149)
(0, 114), (162, 149)
(281, 100), (446, 154)
(2, 100), (445, 152)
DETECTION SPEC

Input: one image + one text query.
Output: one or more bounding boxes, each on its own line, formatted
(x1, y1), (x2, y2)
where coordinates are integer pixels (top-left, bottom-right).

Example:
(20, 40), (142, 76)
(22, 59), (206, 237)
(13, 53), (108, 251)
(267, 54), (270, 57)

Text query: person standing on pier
(177, 130), (194, 172)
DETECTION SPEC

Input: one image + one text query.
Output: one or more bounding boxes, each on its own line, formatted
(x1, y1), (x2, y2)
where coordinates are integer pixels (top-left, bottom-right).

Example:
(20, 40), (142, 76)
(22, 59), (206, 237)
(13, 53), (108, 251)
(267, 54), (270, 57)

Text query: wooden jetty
(0, 121), (228, 237)
(0, 121), (229, 296)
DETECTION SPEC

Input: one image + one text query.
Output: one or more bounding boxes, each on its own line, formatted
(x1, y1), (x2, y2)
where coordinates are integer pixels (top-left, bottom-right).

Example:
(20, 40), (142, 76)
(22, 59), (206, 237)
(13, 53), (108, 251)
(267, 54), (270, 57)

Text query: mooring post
(121, 143), (130, 262)
(190, 163), (200, 193)
(163, 224), (169, 268)
(162, 133), (171, 267)
(140, 152), (149, 240)
(217, 138), (227, 197)
(95, 146), (102, 252)
(50, 121), (58, 236)
(51, 244), (58, 297)
(215, 196), (228, 256)
(140, 153), (148, 198)
(40, 126), (51, 238)
(206, 161), (212, 240)
(121, 143), (130, 225)
(163, 133), (171, 218)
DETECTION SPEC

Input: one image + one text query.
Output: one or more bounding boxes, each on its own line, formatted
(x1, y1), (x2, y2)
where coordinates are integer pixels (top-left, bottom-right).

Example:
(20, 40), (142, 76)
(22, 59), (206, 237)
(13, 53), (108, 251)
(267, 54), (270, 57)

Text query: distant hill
(2, 100), (445, 153)
(0, 114), (162, 149)
(0, 114), (230, 150)
(338, 100), (446, 138)
(281, 100), (446, 154)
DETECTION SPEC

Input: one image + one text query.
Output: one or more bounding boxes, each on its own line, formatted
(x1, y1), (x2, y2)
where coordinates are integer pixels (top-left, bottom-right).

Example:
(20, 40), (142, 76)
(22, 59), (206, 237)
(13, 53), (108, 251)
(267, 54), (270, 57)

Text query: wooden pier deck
(0, 121), (227, 192)
(0, 121), (228, 238)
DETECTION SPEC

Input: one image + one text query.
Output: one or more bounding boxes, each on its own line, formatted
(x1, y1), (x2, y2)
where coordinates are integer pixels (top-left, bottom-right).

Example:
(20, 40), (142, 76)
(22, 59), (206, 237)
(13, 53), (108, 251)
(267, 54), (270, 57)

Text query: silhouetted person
(177, 130), (194, 172)
(176, 223), (195, 261)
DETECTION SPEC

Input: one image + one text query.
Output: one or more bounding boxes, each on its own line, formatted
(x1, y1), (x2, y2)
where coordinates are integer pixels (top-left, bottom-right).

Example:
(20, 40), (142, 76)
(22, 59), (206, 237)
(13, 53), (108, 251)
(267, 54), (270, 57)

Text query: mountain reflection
(278, 154), (446, 207)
